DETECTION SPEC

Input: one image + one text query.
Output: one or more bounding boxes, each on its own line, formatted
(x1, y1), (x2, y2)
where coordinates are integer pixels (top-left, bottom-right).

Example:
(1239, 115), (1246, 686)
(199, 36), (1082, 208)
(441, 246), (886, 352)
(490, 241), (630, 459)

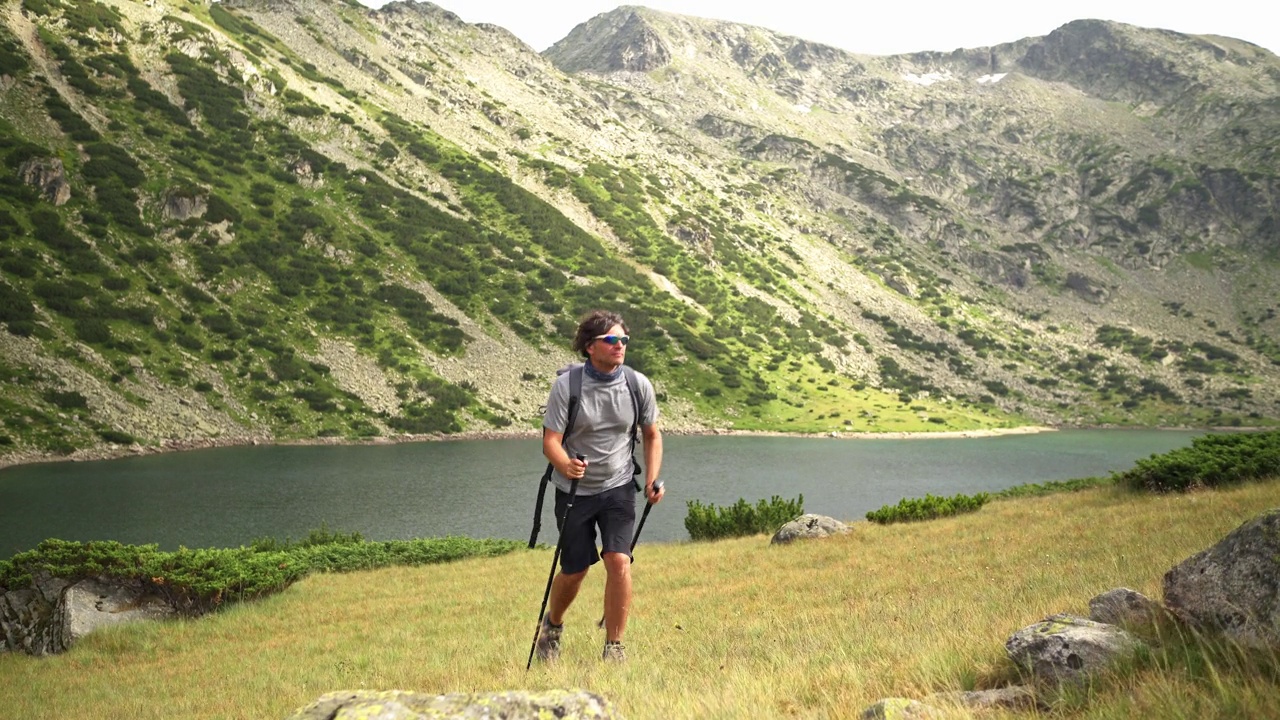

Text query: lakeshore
(0, 424), (1064, 471)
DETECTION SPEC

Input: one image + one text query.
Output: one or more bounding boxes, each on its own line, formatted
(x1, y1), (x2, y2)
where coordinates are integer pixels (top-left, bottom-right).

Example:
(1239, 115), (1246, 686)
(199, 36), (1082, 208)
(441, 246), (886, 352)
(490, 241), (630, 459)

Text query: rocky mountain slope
(0, 0), (1277, 465)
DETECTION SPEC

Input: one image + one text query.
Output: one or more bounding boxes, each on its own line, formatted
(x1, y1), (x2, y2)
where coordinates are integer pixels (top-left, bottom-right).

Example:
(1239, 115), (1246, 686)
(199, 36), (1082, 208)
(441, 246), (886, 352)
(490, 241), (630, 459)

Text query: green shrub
(44, 389), (88, 409)
(995, 476), (1114, 498)
(0, 534), (523, 613)
(685, 494), (804, 541)
(1115, 430), (1280, 492)
(866, 491), (990, 524)
(97, 429), (136, 445)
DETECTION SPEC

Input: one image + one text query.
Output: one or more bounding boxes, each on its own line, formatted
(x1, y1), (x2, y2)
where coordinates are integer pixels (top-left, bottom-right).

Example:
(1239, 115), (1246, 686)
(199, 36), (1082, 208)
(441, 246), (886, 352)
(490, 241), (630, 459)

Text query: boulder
(1, 575), (176, 655)
(60, 577), (175, 648)
(1163, 508), (1280, 649)
(859, 698), (939, 719)
(771, 514), (850, 545)
(1005, 614), (1144, 685)
(285, 690), (621, 720)
(1088, 587), (1161, 627)
(19, 157), (71, 205)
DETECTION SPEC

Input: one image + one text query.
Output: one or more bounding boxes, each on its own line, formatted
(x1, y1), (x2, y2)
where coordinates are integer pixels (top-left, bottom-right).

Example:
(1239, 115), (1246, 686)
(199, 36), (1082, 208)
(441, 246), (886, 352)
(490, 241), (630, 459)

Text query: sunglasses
(593, 334), (630, 346)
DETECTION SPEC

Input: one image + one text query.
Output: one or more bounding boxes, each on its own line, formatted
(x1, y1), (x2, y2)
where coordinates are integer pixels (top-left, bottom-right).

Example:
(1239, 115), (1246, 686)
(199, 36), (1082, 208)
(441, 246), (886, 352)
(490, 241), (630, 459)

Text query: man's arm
(543, 428), (586, 480)
(641, 422), (664, 503)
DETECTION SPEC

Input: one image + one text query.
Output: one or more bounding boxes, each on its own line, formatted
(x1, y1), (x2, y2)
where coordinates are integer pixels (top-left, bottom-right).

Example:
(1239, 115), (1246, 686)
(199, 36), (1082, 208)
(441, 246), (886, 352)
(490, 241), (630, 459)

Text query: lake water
(0, 430), (1205, 556)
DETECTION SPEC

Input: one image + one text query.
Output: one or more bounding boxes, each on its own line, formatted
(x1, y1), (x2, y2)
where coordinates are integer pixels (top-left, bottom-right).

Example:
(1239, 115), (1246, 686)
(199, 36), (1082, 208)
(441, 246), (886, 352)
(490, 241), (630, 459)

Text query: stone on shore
(771, 514), (850, 545)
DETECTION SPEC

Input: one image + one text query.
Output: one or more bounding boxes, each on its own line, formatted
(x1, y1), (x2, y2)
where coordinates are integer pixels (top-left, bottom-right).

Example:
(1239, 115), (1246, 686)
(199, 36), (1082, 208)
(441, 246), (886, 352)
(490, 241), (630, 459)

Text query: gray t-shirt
(543, 364), (659, 496)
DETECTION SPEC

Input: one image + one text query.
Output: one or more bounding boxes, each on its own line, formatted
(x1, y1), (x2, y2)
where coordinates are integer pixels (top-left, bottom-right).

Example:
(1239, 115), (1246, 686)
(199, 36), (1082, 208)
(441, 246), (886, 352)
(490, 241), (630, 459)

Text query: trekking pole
(598, 479), (664, 629)
(526, 454), (584, 671)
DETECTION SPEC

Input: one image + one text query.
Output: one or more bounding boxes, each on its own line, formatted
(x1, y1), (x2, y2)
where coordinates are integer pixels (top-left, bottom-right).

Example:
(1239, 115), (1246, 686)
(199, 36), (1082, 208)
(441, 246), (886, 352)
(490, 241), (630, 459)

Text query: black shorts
(554, 483), (637, 575)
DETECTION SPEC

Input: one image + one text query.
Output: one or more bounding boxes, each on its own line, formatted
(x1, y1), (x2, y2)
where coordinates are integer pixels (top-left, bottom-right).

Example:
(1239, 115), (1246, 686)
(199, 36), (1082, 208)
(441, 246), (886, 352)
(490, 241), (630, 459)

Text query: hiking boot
(602, 641), (627, 663)
(534, 616), (562, 662)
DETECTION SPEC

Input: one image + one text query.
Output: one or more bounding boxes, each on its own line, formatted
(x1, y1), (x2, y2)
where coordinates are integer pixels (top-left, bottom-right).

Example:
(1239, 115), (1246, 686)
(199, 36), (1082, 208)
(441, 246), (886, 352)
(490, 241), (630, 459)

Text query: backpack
(527, 363), (645, 548)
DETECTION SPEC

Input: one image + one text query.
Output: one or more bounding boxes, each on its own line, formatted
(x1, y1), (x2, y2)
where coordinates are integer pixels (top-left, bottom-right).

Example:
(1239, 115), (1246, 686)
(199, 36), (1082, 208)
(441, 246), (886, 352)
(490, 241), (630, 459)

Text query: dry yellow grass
(2, 478), (1277, 719)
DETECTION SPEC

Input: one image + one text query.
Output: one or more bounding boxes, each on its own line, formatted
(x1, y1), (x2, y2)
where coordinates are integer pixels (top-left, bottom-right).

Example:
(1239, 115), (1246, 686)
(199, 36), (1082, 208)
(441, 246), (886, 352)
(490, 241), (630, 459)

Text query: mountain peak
(544, 6), (672, 73)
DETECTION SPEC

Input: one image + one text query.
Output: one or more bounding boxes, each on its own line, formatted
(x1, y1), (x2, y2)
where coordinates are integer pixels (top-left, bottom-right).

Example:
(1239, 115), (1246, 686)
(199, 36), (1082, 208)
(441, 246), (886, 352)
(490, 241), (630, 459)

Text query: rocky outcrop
(1163, 507), (1280, 649)
(1, 575), (176, 655)
(0, 574), (69, 655)
(285, 689), (621, 720)
(19, 157), (71, 205)
(162, 189), (207, 220)
(770, 514), (849, 545)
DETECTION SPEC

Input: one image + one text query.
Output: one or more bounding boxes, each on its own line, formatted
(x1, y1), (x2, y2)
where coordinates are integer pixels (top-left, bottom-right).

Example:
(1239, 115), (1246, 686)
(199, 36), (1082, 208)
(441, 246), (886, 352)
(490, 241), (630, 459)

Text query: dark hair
(572, 309), (628, 358)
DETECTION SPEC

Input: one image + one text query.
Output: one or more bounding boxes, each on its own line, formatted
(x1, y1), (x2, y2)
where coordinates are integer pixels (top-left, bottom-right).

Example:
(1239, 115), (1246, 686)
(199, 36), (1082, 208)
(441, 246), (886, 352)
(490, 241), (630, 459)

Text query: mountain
(0, 0), (1277, 465)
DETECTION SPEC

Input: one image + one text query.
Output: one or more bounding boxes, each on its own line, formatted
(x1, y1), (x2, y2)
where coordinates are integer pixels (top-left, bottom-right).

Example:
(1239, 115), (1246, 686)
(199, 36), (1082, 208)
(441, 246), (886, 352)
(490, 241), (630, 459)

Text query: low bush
(0, 533), (523, 614)
(685, 494), (804, 541)
(1115, 430), (1280, 492)
(866, 491), (990, 524)
(995, 476), (1114, 498)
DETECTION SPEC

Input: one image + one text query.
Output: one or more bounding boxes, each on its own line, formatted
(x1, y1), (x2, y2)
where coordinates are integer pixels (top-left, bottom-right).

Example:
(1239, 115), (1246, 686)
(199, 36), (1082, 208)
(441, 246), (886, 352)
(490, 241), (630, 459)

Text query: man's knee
(601, 552), (631, 574)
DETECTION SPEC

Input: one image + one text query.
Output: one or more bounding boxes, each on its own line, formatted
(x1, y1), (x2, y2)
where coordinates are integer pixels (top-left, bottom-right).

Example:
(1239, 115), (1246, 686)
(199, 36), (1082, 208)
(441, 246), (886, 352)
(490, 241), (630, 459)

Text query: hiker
(534, 309), (664, 663)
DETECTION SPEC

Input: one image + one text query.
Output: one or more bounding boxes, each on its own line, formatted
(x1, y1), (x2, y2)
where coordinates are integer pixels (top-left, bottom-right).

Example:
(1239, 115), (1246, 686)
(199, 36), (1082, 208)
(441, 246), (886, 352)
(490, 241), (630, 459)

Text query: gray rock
(1163, 507), (1280, 649)
(284, 690), (621, 720)
(1005, 613), (1144, 685)
(19, 157), (71, 205)
(1089, 587), (1161, 627)
(162, 191), (207, 220)
(60, 577), (175, 648)
(771, 514), (849, 545)
(927, 686), (1040, 711)
(859, 698), (939, 719)
(0, 574), (71, 655)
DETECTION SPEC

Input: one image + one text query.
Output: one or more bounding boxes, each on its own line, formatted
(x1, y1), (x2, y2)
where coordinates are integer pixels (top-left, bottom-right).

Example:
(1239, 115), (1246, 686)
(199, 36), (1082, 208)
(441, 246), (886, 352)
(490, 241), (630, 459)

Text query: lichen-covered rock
(284, 689), (621, 720)
(1163, 507), (1280, 649)
(1089, 587), (1161, 627)
(1005, 614), (1144, 685)
(859, 698), (939, 719)
(771, 514), (849, 545)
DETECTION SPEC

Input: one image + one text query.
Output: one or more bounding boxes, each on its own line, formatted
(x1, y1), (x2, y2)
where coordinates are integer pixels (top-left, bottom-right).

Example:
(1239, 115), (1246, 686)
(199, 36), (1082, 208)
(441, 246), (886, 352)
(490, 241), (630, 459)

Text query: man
(535, 309), (664, 663)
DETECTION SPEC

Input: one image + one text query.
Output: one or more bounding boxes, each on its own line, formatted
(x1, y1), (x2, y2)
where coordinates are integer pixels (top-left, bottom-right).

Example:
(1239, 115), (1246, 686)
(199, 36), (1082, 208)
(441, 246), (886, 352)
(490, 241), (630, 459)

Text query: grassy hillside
(0, 0), (1278, 467)
(1, 478), (1277, 719)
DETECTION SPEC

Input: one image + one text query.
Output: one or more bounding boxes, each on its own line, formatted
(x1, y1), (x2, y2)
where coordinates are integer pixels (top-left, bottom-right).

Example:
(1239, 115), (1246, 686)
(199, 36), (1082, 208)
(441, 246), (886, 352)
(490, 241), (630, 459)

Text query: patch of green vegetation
(1116, 430), (1280, 492)
(0, 533), (523, 612)
(685, 494), (804, 540)
(866, 491), (990, 524)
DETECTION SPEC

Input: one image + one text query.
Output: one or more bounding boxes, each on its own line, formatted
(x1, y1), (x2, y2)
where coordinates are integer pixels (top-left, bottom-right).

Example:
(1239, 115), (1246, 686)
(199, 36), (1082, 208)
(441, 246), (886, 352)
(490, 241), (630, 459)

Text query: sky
(356, 1), (1279, 57)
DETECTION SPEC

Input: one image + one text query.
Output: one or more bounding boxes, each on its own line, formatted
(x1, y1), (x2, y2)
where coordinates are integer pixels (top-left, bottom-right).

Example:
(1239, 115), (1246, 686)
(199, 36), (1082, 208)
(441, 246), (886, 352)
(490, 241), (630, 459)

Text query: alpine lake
(0, 429), (1207, 557)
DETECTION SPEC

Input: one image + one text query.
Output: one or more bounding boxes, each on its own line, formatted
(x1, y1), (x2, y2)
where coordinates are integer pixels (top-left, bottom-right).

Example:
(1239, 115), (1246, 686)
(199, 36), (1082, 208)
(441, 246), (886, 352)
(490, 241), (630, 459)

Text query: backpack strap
(621, 366), (645, 492)
(529, 365), (583, 548)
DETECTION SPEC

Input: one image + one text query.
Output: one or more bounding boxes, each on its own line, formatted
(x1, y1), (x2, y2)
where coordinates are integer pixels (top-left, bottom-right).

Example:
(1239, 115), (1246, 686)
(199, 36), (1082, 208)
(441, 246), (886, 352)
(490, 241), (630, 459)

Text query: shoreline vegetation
(1, 422), (1253, 472)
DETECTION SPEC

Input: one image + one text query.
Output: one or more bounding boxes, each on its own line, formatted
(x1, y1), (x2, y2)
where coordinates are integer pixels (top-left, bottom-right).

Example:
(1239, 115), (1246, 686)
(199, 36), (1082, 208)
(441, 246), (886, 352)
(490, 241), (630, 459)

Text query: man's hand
(645, 481), (665, 504)
(564, 455), (587, 480)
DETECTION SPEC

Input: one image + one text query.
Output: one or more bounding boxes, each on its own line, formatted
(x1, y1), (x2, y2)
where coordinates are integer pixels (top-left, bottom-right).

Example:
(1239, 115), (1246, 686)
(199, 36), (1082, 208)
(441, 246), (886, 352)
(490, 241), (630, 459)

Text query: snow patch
(903, 71), (952, 87)
(977, 73), (1008, 84)
(793, 103), (812, 114)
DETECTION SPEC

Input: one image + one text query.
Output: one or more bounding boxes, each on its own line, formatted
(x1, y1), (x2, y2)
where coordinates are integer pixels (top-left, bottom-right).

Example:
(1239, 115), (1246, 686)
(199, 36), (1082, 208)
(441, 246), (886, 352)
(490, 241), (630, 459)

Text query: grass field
(1, 478), (1277, 719)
